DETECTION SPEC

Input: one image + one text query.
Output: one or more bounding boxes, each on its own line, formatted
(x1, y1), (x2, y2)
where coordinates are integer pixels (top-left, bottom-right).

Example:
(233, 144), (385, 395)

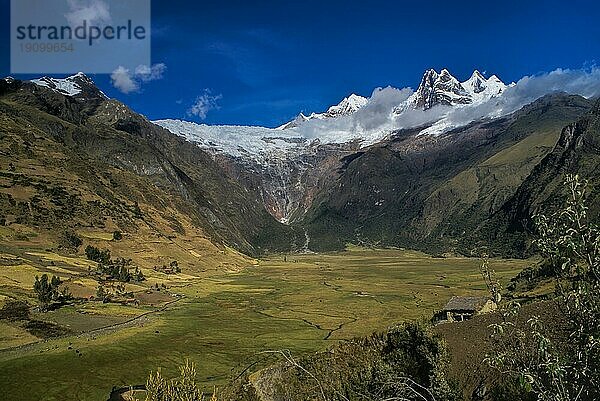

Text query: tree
(85, 245), (111, 264)
(486, 175), (600, 401)
(170, 260), (181, 273)
(133, 267), (146, 282)
(58, 229), (82, 252)
(33, 274), (61, 311)
(113, 231), (122, 241)
(96, 285), (108, 302)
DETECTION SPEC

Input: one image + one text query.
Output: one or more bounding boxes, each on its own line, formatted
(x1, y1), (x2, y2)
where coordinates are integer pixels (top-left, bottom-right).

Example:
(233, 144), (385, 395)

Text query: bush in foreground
(144, 360), (216, 401)
(487, 175), (600, 401)
(223, 322), (459, 401)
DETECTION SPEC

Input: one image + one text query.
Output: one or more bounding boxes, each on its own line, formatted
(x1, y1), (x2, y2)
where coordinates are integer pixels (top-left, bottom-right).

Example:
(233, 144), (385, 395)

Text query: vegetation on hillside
(144, 360), (217, 401)
(85, 245), (145, 282)
(146, 324), (459, 401)
(487, 175), (600, 400)
(33, 274), (71, 311)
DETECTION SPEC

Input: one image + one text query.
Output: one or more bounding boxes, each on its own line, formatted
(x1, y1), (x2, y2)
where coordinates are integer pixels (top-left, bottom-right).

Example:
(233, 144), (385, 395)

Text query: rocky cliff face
(210, 140), (359, 224)
(399, 68), (507, 112)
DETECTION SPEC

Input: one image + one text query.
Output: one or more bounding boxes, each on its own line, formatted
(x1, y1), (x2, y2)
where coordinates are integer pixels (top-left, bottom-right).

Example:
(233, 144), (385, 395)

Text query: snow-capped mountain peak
(406, 68), (507, 111)
(30, 73), (108, 99)
(462, 70), (487, 94)
(326, 93), (368, 116)
(410, 68), (471, 110)
(277, 93), (368, 130)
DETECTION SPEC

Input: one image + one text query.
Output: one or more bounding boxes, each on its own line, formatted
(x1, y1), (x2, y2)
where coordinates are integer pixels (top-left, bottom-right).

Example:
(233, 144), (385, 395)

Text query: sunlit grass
(0, 247), (531, 401)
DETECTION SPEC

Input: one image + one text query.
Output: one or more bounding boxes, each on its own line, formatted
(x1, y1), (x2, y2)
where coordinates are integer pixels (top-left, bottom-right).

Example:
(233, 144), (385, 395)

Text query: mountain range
(1, 69), (598, 257)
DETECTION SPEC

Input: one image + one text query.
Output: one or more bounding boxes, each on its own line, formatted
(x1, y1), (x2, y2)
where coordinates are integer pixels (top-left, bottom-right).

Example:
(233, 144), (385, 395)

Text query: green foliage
(113, 230), (123, 241)
(85, 246), (141, 282)
(486, 175), (600, 401)
(96, 285), (109, 302)
(132, 266), (145, 282)
(33, 274), (67, 311)
(232, 322), (459, 401)
(170, 261), (181, 273)
(145, 360), (213, 401)
(85, 245), (111, 264)
(58, 229), (82, 252)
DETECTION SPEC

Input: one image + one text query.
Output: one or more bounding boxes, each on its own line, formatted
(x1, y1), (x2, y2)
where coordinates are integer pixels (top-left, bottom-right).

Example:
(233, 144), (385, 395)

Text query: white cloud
(134, 63), (167, 82)
(110, 63), (167, 94)
(293, 67), (600, 142)
(187, 90), (223, 120)
(65, 0), (111, 27)
(110, 66), (138, 94)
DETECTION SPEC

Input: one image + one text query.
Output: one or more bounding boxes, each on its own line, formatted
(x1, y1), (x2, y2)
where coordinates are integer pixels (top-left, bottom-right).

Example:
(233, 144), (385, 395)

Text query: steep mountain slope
(154, 118), (361, 224)
(483, 99), (600, 254)
(0, 75), (298, 259)
(301, 94), (592, 253)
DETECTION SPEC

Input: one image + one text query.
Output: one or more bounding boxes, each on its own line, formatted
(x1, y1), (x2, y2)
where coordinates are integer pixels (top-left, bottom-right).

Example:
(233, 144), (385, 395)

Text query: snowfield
(156, 69), (511, 163)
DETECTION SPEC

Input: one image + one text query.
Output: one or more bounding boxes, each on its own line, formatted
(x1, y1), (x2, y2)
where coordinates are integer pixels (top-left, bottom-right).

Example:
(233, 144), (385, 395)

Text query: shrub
(58, 229), (82, 252)
(144, 360), (216, 401)
(226, 322), (459, 401)
(113, 231), (122, 241)
(96, 285), (109, 302)
(486, 175), (600, 401)
(170, 260), (181, 273)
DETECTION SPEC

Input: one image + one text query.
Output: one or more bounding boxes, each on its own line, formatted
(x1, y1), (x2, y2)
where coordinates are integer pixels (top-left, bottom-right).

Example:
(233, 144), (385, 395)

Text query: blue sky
(1, 0), (599, 127)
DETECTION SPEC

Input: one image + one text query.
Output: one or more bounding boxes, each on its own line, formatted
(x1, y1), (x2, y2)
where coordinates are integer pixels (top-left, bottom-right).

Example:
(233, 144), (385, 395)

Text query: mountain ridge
(0, 76), (300, 257)
(2, 71), (597, 257)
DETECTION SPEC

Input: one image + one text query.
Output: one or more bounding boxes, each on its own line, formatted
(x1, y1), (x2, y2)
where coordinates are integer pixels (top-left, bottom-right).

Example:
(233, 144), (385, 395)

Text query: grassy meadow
(0, 247), (531, 401)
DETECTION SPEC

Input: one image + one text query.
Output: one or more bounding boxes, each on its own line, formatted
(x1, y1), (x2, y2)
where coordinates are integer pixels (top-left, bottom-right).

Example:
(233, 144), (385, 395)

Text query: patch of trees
(85, 245), (145, 282)
(58, 229), (82, 252)
(85, 245), (111, 264)
(154, 260), (181, 274)
(33, 274), (71, 311)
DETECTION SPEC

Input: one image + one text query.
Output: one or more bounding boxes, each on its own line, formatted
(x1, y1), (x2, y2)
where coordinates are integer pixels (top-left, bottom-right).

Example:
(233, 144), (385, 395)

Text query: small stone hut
(441, 296), (497, 322)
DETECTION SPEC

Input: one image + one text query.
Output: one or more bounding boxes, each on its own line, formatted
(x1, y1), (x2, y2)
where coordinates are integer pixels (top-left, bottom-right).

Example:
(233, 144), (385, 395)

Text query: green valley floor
(0, 248), (530, 401)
